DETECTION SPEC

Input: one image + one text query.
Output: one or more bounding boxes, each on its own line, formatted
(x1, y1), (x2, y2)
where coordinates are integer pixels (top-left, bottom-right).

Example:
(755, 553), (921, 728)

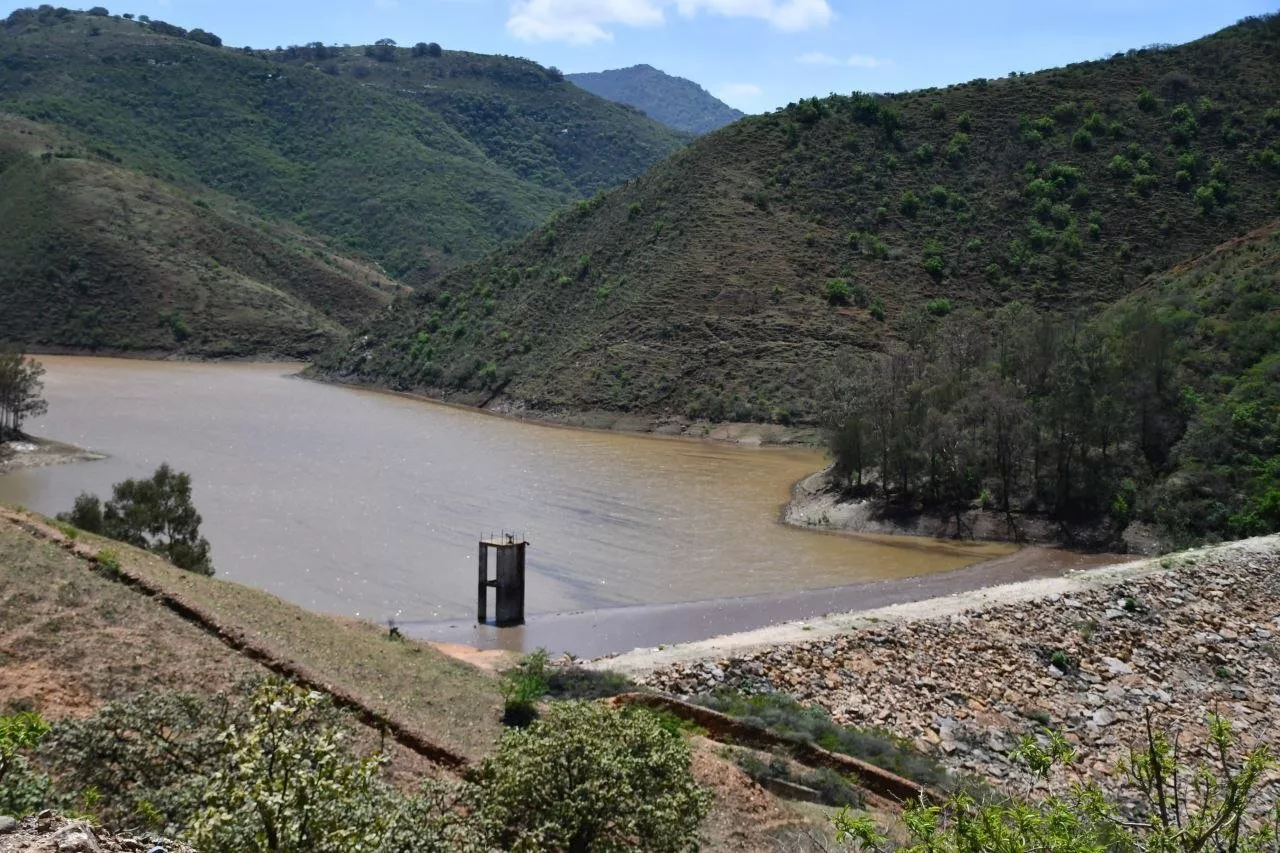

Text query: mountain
(0, 115), (399, 357)
(320, 13), (1280, 423)
(567, 65), (745, 134)
(0, 8), (688, 283)
(1104, 218), (1280, 542)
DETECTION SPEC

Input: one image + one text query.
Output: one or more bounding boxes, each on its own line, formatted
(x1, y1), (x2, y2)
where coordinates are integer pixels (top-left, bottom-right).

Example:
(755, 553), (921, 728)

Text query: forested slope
(0, 8), (687, 282)
(0, 115), (396, 356)
(323, 14), (1280, 421)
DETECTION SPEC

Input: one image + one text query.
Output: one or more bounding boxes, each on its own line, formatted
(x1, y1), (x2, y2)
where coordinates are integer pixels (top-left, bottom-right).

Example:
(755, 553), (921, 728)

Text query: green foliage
(471, 701), (711, 852)
(734, 749), (863, 807)
(826, 277), (853, 306)
(324, 13), (1280, 439)
(697, 691), (958, 792)
(925, 296), (952, 315)
(899, 190), (921, 218)
(0, 350), (47, 437)
(58, 463), (213, 575)
(185, 680), (392, 852)
(498, 648), (549, 726)
(835, 713), (1279, 853)
(0, 710), (51, 817)
(0, 12), (686, 281)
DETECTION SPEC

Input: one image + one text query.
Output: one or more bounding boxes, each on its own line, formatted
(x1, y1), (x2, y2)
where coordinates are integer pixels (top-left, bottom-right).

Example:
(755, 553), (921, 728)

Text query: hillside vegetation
(0, 8), (687, 282)
(567, 64), (745, 134)
(322, 13), (1280, 425)
(0, 115), (396, 356)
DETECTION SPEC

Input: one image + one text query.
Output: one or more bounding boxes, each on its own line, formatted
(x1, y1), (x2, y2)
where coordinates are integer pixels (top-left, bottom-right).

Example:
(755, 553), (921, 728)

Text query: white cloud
(507, 0), (832, 44)
(797, 51), (886, 68)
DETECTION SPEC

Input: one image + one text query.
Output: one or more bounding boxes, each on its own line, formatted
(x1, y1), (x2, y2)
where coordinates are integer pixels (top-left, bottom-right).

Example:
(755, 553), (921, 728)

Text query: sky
(6, 0), (1276, 111)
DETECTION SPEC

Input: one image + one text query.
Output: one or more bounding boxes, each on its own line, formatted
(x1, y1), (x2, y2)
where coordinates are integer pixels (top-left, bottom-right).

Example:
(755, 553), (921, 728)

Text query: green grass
(320, 13), (1280, 423)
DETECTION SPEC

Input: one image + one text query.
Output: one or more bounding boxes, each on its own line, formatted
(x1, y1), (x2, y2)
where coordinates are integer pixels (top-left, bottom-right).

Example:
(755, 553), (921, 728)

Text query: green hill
(0, 8), (687, 283)
(567, 65), (744, 134)
(319, 13), (1280, 422)
(0, 115), (398, 356)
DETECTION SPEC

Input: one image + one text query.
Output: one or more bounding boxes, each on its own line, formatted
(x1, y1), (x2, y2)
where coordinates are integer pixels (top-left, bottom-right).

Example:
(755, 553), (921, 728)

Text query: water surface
(1, 357), (1013, 630)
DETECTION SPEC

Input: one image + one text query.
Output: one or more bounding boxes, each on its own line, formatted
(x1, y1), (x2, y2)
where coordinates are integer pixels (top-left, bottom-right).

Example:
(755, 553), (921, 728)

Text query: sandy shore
(591, 541), (1203, 676)
(0, 435), (103, 475)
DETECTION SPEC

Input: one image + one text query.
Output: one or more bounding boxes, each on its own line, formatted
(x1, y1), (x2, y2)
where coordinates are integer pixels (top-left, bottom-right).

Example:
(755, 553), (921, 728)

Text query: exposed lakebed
(3, 357), (1022, 653)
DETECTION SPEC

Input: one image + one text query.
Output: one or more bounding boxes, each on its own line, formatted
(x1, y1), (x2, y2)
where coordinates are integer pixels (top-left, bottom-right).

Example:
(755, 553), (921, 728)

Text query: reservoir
(1, 357), (1017, 651)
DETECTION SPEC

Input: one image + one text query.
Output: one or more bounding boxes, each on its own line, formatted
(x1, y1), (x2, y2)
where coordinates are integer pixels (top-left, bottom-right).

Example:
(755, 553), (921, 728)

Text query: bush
(0, 711), (51, 817)
(826, 278), (853, 306)
(57, 464), (213, 575)
(499, 648), (549, 726)
(899, 191), (921, 218)
(926, 297), (952, 316)
(835, 713), (1278, 852)
(698, 692), (957, 792)
(471, 702), (711, 852)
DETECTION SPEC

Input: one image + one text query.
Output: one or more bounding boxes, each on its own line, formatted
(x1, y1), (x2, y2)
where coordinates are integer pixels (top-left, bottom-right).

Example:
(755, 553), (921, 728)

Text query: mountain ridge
(567, 64), (745, 135)
(0, 8), (688, 282)
(319, 13), (1280, 422)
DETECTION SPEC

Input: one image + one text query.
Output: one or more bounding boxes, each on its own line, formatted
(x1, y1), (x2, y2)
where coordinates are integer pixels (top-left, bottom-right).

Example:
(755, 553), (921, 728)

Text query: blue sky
(10, 1), (1276, 111)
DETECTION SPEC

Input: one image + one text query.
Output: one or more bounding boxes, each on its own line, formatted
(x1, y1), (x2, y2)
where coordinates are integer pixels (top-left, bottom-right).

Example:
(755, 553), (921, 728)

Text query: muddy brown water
(2, 357), (1035, 655)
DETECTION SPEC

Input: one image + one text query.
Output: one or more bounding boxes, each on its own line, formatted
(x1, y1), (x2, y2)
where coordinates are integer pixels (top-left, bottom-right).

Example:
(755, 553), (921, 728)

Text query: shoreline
(0, 434), (103, 475)
(590, 544), (1167, 675)
(407, 544), (1127, 659)
(620, 534), (1280, 804)
(300, 368), (823, 448)
(782, 467), (1161, 555)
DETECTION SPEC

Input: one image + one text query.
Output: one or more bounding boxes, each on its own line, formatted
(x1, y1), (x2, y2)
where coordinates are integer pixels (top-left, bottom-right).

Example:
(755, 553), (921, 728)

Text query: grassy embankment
(0, 508), (503, 764)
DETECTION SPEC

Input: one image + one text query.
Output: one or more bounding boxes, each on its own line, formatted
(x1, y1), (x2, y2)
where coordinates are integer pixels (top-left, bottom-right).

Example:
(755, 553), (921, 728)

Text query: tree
(0, 350), (48, 438)
(426, 41), (442, 57)
(472, 701), (711, 852)
(58, 463), (214, 575)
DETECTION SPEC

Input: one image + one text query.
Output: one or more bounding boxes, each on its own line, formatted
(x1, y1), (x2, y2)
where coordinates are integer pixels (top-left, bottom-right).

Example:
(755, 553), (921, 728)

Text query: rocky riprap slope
(0, 811), (189, 852)
(641, 540), (1280, 801)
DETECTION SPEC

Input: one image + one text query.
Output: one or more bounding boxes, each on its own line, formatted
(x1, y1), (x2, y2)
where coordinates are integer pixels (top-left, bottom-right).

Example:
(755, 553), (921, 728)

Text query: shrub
(849, 282), (871, 309)
(835, 713), (1278, 852)
(0, 711), (51, 817)
(1137, 86), (1158, 112)
(925, 297), (952, 316)
(1071, 128), (1095, 151)
(472, 702), (711, 853)
(826, 278), (853, 306)
(698, 691), (955, 791)
(869, 297), (886, 321)
(499, 648), (549, 726)
(899, 191), (921, 218)
(956, 111), (972, 131)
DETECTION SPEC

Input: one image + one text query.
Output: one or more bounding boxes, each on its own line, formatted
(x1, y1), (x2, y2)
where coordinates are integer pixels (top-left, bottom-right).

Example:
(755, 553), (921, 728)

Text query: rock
(1100, 655), (1133, 676)
(0, 816), (17, 833)
(1092, 708), (1117, 727)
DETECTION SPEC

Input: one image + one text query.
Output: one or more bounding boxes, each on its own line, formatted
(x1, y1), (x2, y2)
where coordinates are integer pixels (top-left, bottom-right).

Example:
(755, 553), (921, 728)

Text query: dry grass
(0, 510), (504, 763)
